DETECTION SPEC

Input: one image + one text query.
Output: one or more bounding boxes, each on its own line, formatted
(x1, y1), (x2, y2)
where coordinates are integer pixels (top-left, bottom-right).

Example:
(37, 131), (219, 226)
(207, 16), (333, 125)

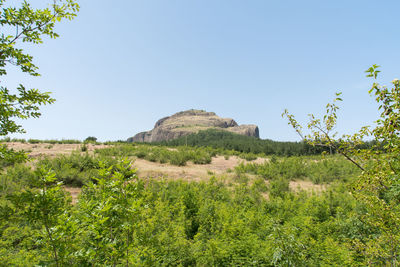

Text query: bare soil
(134, 156), (244, 182)
(64, 187), (81, 205)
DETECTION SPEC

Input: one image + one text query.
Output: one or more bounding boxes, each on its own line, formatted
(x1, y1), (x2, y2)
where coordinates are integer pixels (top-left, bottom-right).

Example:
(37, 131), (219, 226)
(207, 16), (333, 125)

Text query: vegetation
(283, 66), (400, 265)
(84, 136), (98, 143)
(95, 144), (214, 166)
(0, 157), (379, 266)
(0, 137), (83, 144)
(159, 128), (374, 156)
(0, 139), (394, 265)
(95, 142), (271, 165)
(37, 152), (121, 186)
(235, 155), (360, 184)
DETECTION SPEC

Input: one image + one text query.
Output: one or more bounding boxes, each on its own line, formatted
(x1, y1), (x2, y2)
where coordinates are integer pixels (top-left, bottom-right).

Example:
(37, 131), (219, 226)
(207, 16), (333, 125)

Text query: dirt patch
(64, 187), (81, 205)
(133, 156), (244, 182)
(289, 180), (326, 193)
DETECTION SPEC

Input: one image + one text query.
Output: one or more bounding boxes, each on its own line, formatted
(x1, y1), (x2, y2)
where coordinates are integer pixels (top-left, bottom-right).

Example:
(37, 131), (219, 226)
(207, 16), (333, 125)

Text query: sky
(4, 0), (400, 141)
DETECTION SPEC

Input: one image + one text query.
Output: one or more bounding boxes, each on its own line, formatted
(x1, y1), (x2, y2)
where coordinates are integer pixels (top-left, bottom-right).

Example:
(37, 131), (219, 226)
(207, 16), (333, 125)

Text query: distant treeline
(158, 129), (375, 156)
(0, 137), (83, 144)
(0, 137), (125, 145)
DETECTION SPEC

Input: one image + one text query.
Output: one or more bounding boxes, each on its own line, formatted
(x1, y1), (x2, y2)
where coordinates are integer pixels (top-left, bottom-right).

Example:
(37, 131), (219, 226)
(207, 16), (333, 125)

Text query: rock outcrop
(127, 109), (259, 143)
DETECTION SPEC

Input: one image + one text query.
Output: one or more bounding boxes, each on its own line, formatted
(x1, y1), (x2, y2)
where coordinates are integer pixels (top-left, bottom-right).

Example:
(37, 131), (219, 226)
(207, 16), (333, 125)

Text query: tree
(0, 0), (79, 167)
(283, 65), (400, 266)
(84, 136), (97, 143)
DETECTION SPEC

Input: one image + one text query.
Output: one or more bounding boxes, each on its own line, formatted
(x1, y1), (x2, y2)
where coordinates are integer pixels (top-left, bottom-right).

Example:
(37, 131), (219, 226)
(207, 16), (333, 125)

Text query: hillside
(127, 109), (259, 142)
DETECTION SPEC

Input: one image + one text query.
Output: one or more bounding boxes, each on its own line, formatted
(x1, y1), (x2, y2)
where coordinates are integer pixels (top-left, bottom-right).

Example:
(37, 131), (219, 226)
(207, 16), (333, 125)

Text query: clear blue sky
(5, 0), (400, 141)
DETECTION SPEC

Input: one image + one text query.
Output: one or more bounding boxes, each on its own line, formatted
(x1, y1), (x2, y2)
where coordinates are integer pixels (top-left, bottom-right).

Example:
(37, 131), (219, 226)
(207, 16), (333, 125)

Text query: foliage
(74, 159), (141, 265)
(0, 138), (85, 144)
(283, 66), (400, 265)
(95, 144), (213, 166)
(236, 155), (360, 184)
(0, 137), (84, 144)
(158, 128), (374, 157)
(0, 144), (26, 168)
(0, 163), (34, 196)
(80, 143), (87, 152)
(84, 136), (97, 143)
(3, 167), (74, 266)
(35, 152), (119, 186)
(0, 0), (79, 167)
(0, 158), (377, 266)
(269, 177), (290, 198)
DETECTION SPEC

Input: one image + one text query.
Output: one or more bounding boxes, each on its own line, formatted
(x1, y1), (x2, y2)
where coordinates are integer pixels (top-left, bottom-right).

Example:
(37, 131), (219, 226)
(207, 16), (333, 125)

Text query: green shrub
(251, 177), (268, 193)
(136, 151), (146, 158)
(11, 138), (26, 143)
(269, 177), (290, 198)
(240, 152), (258, 161)
(233, 169), (249, 184)
(0, 145), (27, 168)
(0, 164), (35, 196)
(192, 152), (212, 164)
(81, 144), (88, 152)
(147, 152), (158, 162)
(170, 153), (187, 166)
(35, 153), (119, 186)
(59, 139), (82, 144)
(235, 155), (360, 184)
(95, 144), (216, 166)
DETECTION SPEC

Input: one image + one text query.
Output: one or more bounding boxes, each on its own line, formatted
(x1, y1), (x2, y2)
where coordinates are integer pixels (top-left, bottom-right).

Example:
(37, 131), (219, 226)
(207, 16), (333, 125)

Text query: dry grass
(133, 156), (242, 182)
(5, 142), (109, 157)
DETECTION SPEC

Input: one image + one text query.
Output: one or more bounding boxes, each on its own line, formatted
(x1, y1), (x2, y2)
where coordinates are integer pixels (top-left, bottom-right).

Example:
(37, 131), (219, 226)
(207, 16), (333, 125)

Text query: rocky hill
(127, 109), (259, 143)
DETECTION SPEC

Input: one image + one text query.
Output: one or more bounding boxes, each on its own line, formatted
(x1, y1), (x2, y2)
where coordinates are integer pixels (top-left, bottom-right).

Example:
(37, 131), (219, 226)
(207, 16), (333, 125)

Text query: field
(5, 142), (330, 200)
(0, 140), (392, 266)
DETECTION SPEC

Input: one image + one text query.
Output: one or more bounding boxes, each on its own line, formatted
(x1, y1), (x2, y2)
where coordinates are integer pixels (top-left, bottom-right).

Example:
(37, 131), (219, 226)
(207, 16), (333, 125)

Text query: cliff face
(127, 109), (259, 143)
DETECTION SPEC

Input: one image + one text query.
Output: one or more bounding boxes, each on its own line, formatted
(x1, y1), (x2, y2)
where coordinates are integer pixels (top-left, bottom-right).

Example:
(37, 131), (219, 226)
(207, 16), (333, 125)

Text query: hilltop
(127, 109), (259, 142)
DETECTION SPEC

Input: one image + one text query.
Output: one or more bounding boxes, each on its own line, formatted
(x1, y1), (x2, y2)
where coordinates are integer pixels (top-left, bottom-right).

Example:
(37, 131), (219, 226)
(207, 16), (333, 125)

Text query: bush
(0, 164), (35, 196)
(235, 155), (359, 184)
(269, 177), (290, 198)
(170, 153), (187, 166)
(81, 144), (88, 152)
(240, 152), (258, 161)
(95, 144), (216, 166)
(35, 153), (118, 186)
